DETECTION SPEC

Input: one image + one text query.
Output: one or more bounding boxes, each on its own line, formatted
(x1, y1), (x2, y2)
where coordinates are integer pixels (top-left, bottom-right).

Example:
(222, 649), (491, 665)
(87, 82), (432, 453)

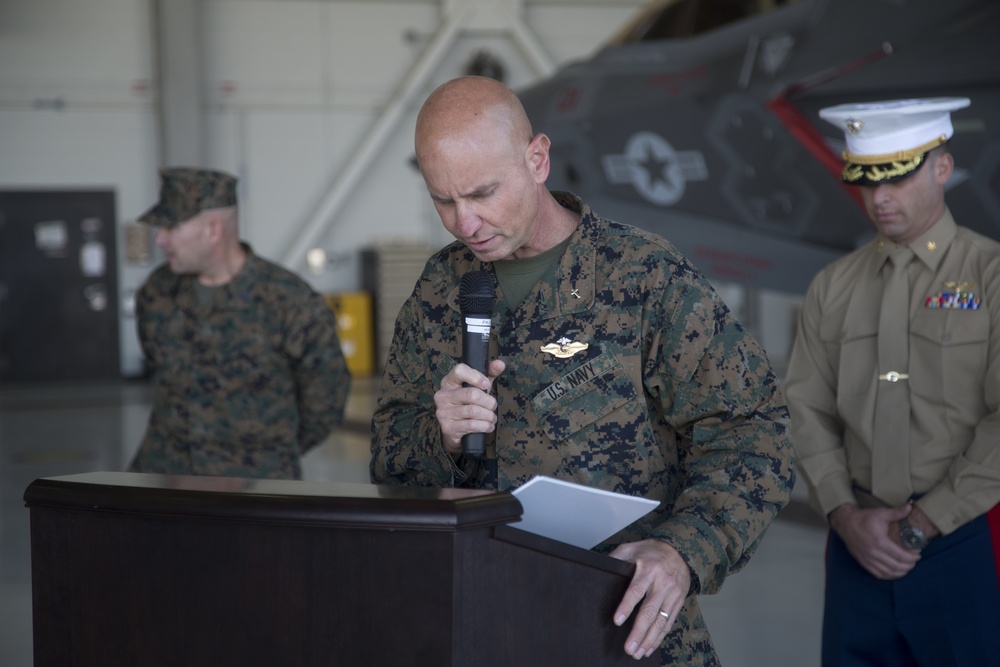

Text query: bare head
(414, 76), (575, 261)
(415, 76), (534, 169)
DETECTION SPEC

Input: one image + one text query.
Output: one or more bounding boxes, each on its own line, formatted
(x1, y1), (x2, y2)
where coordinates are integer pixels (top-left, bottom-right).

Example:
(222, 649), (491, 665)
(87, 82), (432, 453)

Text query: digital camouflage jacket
(130, 245), (349, 479)
(371, 193), (795, 665)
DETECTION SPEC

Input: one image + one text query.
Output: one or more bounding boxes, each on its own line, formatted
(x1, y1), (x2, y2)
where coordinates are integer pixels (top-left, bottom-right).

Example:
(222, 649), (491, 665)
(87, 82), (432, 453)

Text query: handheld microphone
(458, 270), (496, 459)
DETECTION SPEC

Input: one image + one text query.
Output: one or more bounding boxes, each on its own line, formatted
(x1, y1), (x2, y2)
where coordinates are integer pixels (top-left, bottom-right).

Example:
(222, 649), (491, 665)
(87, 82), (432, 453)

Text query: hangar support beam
(280, 0), (556, 269)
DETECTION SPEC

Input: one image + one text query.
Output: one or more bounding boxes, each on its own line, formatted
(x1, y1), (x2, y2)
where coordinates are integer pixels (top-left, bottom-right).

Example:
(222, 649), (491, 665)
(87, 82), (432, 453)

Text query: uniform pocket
(910, 308), (989, 402)
(530, 351), (664, 493)
(532, 352), (636, 442)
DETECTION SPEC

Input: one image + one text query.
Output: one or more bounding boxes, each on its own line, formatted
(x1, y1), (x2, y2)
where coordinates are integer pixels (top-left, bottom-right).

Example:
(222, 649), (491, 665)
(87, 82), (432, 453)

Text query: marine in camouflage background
(129, 245), (350, 479)
(370, 192), (796, 665)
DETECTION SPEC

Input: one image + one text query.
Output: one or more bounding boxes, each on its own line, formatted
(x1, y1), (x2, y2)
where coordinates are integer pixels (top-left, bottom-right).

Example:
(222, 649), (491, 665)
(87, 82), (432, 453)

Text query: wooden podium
(24, 472), (656, 666)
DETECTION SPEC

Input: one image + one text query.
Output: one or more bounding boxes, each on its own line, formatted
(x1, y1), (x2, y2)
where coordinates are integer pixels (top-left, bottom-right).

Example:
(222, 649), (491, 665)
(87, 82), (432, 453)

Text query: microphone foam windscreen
(458, 271), (495, 315)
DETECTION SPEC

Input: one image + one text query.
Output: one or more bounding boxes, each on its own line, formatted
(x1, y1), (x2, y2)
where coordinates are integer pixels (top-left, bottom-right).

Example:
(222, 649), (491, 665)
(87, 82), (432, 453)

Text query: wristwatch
(899, 517), (929, 550)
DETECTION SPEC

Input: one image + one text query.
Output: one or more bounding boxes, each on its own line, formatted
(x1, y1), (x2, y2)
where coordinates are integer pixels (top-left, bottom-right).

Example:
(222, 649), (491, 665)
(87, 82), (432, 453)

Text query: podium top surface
(24, 471), (523, 532)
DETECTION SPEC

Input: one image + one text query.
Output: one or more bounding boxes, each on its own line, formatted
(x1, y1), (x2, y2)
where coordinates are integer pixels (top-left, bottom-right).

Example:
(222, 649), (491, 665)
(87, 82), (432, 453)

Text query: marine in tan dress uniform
(786, 97), (1000, 665)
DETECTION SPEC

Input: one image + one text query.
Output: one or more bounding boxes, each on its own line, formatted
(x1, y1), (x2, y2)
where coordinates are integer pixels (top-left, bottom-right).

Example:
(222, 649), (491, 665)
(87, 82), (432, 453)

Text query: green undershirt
(492, 235), (573, 316)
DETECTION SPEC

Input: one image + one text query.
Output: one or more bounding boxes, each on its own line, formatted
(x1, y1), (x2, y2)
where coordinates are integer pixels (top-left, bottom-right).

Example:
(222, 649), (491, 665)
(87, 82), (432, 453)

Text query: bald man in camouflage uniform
(130, 168), (349, 479)
(370, 77), (795, 664)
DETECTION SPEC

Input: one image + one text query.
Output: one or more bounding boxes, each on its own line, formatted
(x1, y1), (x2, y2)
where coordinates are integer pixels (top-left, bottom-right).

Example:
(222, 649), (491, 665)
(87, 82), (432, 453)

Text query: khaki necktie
(871, 246), (914, 505)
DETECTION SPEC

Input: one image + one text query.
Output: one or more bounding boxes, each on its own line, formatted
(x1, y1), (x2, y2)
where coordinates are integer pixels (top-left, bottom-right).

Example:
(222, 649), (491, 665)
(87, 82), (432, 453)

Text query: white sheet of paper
(510, 475), (660, 549)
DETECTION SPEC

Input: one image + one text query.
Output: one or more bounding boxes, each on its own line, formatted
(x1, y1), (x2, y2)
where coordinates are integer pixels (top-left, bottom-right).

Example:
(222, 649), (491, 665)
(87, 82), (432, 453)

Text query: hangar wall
(0, 0), (647, 377)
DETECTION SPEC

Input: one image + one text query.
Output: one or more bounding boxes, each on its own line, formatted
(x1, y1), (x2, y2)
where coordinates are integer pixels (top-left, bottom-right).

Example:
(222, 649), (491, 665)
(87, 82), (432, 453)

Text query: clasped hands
(828, 501), (940, 580)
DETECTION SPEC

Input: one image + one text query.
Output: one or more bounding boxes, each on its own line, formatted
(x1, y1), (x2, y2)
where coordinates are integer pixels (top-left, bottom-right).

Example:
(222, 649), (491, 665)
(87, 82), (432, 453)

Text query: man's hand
(609, 539), (690, 660)
(828, 502), (921, 580)
(434, 360), (505, 455)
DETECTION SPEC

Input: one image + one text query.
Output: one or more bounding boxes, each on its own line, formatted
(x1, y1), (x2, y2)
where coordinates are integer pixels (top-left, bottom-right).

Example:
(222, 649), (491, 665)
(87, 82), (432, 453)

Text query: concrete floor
(0, 376), (826, 666)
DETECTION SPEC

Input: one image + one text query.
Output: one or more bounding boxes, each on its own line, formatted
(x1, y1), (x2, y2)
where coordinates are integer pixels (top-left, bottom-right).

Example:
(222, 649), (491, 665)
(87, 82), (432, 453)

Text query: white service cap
(819, 97), (970, 185)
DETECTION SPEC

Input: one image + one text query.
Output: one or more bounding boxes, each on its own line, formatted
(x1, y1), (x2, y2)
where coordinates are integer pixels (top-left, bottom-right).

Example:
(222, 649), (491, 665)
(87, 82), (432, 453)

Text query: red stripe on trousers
(989, 504), (1000, 580)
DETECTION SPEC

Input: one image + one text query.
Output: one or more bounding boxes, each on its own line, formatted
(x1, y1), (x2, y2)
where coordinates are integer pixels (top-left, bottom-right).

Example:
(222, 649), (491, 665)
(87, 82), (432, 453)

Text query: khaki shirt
(786, 210), (1000, 534)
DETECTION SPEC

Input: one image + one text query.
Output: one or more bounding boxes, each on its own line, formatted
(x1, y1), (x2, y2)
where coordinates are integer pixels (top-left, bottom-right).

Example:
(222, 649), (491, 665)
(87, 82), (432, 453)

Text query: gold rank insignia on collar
(541, 337), (589, 359)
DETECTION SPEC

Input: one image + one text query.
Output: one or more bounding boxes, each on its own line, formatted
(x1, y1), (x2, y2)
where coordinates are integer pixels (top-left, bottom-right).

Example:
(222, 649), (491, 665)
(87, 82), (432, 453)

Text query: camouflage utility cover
(370, 193), (795, 665)
(138, 167), (238, 228)
(130, 245), (350, 479)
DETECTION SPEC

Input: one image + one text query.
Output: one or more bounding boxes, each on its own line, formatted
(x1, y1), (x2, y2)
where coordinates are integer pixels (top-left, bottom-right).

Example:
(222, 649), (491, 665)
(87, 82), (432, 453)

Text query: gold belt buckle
(878, 371), (909, 382)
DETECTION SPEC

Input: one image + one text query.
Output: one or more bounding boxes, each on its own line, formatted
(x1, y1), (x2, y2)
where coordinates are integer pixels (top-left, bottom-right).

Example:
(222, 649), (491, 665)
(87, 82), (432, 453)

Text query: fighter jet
(518, 0), (1000, 294)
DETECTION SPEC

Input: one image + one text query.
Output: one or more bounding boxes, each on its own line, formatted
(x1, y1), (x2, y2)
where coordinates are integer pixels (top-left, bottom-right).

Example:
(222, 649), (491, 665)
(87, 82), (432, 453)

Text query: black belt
(853, 485), (922, 509)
